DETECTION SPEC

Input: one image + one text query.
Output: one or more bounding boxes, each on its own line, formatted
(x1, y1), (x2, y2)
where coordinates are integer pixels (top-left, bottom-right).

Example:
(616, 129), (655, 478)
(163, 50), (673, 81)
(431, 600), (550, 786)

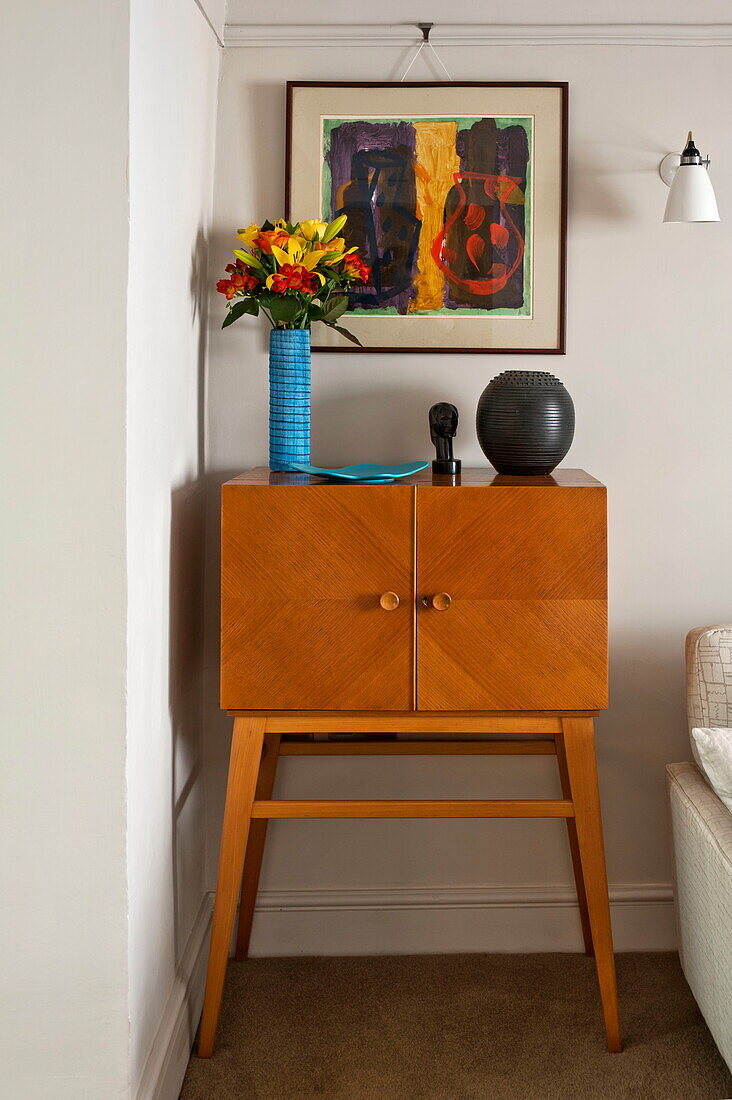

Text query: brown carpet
(181, 953), (732, 1099)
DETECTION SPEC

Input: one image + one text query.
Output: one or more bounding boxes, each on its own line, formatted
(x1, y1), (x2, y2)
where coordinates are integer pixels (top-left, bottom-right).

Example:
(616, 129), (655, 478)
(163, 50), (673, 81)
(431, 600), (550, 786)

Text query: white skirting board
(139, 882), (675, 1099)
(247, 883), (676, 956)
(134, 894), (213, 1100)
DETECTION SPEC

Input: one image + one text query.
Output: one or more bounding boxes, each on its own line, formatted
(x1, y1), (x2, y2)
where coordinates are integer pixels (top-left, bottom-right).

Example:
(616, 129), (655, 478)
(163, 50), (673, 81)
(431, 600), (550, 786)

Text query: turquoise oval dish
(289, 461), (428, 483)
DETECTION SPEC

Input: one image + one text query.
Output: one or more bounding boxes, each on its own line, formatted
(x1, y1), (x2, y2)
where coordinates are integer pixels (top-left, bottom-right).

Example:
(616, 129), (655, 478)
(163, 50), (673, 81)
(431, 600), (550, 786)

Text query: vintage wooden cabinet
(221, 468), (607, 712)
(200, 468), (619, 1058)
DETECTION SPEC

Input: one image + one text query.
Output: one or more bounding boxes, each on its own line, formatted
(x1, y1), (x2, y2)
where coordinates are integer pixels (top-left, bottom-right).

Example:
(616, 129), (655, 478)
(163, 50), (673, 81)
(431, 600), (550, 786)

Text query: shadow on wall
(169, 483), (206, 961)
(312, 382), (453, 467)
(569, 140), (637, 224)
(591, 621), (691, 886)
(191, 227), (209, 471)
(165, 226), (209, 1026)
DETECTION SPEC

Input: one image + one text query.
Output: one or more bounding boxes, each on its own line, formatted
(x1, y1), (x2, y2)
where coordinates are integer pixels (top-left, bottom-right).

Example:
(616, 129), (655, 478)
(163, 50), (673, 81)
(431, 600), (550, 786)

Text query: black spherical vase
(476, 370), (575, 476)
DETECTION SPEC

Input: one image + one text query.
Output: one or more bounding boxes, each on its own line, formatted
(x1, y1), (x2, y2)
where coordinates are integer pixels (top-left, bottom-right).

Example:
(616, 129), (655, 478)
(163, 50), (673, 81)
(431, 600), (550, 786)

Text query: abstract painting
(323, 116), (531, 317)
(287, 83), (567, 352)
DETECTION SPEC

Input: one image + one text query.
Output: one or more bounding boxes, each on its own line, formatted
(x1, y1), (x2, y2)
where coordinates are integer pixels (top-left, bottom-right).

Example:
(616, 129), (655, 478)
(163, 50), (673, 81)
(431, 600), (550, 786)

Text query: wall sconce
(659, 132), (720, 223)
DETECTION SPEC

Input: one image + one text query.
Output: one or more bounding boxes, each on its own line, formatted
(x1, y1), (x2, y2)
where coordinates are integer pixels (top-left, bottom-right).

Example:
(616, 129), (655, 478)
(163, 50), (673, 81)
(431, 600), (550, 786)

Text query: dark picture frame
(286, 82), (563, 356)
(286, 81), (568, 354)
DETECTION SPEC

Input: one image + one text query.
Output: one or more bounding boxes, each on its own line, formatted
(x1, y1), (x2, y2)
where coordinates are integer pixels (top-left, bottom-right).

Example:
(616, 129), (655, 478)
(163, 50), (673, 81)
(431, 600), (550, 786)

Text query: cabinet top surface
(225, 467), (603, 488)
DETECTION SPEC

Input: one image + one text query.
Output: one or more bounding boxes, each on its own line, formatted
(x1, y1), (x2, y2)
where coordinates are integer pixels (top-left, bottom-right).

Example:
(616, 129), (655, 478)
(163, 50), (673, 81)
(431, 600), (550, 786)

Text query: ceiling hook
(399, 22), (452, 82)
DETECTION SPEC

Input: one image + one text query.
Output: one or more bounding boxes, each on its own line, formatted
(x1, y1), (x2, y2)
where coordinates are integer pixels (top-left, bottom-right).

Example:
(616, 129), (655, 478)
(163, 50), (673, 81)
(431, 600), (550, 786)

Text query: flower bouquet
(216, 216), (370, 471)
(216, 215), (369, 344)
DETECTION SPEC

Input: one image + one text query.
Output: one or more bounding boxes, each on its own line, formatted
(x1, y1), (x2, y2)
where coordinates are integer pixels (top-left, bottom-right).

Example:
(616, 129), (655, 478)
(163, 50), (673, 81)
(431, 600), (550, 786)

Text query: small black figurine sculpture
(429, 402), (461, 475)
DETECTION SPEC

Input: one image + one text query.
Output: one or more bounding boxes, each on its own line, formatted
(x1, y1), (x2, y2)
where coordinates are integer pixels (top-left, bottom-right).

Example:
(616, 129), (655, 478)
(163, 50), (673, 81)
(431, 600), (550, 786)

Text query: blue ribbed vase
(268, 328), (311, 472)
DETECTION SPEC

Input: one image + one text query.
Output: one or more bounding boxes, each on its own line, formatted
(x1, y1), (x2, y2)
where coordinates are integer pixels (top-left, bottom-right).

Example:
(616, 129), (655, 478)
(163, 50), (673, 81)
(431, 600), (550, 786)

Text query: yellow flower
(271, 239), (304, 266)
(319, 237), (359, 265)
(237, 223), (260, 247)
(271, 239), (325, 283)
(298, 218), (328, 241)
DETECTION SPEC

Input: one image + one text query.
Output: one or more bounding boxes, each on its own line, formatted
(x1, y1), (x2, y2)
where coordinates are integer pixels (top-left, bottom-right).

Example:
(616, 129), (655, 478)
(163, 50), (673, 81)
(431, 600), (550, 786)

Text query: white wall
(1, 1), (219, 1095)
(127, 0), (219, 1096)
(0, 4), (131, 1097)
(204, 20), (732, 952)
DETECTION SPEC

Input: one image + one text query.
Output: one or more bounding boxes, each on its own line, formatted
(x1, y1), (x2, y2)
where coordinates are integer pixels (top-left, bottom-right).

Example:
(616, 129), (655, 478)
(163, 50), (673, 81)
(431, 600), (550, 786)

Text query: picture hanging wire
(399, 23), (454, 82)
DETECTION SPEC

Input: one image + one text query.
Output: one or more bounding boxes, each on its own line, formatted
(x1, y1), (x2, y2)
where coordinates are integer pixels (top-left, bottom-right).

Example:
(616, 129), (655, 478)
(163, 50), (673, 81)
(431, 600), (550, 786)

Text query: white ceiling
(223, 0), (732, 30)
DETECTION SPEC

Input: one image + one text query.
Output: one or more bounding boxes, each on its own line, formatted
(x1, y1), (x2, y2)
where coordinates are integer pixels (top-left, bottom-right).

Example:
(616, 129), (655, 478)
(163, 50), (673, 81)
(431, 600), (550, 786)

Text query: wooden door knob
(431, 593), (452, 611)
(379, 592), (400, 611)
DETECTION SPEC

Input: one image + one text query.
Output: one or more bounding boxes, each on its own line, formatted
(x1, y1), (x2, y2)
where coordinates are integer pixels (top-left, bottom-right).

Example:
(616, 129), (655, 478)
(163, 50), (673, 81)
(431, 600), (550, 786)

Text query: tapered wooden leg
(559, 718), (621, 1053)
(198, 718), (265, 1058)
(555, 733), (594, 956)
(235, 733), (281, 960)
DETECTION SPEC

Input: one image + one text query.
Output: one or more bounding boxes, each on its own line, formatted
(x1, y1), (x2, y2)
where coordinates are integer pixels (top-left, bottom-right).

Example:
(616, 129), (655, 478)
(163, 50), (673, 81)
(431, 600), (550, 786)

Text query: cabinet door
(417, 486), (607, 711)
(221, 484), (414, 711)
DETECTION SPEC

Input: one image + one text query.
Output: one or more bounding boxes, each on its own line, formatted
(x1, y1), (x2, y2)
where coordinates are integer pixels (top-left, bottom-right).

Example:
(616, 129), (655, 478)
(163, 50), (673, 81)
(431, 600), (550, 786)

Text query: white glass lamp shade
(664, 163), (720, 222)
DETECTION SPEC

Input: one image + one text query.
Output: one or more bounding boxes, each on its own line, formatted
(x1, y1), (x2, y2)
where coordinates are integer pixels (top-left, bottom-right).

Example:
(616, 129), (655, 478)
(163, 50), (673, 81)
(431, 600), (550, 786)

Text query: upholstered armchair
(667, 625), (732, 1071)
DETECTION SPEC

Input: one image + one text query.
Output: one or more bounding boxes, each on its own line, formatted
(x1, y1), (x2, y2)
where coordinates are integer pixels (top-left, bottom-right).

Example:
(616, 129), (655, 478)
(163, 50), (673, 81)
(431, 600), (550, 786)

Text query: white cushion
(691, 727), (732, 813)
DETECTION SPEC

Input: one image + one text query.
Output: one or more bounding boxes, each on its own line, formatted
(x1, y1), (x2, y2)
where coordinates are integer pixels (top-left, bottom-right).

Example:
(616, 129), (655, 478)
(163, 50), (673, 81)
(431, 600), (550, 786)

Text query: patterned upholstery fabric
(685, 625), (732, 767)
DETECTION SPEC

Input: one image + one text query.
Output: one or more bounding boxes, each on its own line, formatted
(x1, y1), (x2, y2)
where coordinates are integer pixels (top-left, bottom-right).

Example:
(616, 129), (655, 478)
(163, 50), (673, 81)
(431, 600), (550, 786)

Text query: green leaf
(321, 295), (349, 322)
(260, 219), (274, 232)
(267, 296), (301, 325)
(258, 290), (282, 312)
(222, 298), (258, 328)
(324, 322), (362, 346)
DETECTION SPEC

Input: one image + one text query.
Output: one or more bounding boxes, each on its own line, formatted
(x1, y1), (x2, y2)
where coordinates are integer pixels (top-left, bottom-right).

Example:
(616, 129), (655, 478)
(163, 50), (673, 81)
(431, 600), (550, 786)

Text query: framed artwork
(286, 81), (568, 354)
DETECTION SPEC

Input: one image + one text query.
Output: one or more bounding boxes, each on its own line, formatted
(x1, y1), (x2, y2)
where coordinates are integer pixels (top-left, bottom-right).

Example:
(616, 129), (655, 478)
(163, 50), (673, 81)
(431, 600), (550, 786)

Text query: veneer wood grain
(221, 484), (414, 711)
(416, 484), (607, 710)
(199, 469), (620, 1057)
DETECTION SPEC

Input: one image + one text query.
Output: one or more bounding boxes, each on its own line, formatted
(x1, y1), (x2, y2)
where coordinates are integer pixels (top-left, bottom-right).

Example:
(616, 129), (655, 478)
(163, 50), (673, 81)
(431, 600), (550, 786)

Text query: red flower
(269, 263), (317, 295)
(216, 279), (236, 300)
(231, 271), (261, 292)
(226, 259), (260, 289)
(219, 263), (260, 297)
(342, 254), (371, 283)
